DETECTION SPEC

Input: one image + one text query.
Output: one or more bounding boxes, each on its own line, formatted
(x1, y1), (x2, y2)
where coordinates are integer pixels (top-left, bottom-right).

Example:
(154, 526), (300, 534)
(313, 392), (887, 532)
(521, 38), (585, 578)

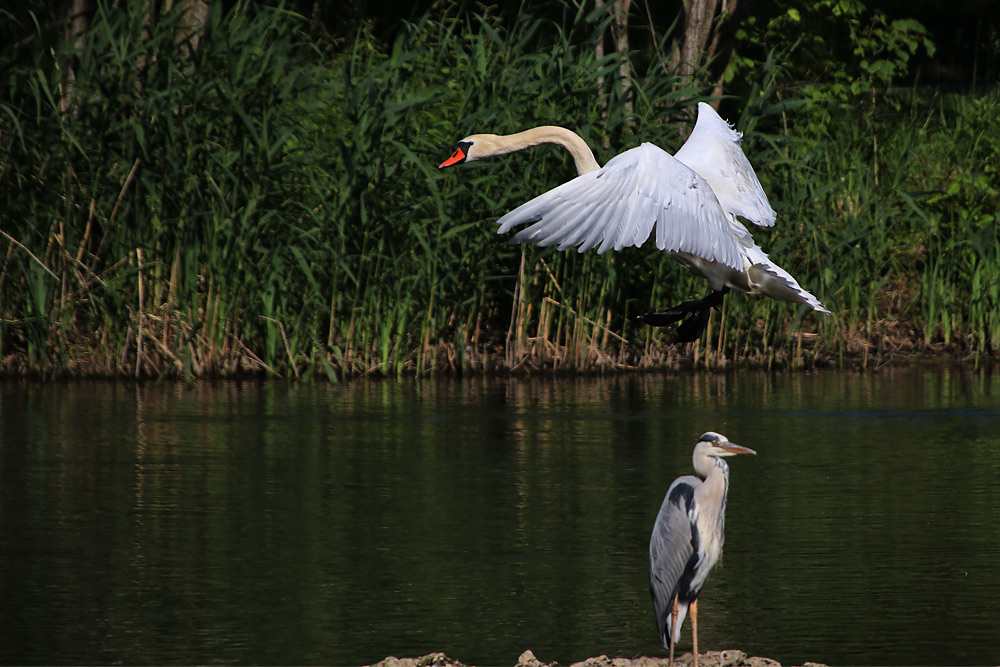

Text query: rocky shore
(369, 649), (829, 667)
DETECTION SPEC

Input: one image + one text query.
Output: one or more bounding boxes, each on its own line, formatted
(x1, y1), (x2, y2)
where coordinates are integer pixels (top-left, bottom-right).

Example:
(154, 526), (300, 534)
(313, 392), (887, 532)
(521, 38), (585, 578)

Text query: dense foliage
(1, 0), (997, 378)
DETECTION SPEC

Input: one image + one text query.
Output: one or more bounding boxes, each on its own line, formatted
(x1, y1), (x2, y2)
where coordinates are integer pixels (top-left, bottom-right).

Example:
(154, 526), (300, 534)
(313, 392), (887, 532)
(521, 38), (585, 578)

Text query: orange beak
(438, 145), (468, 169)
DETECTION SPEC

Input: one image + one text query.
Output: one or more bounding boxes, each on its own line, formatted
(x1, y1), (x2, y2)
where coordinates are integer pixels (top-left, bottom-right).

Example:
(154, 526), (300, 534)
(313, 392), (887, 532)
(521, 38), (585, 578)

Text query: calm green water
(2, 370), (999, 666)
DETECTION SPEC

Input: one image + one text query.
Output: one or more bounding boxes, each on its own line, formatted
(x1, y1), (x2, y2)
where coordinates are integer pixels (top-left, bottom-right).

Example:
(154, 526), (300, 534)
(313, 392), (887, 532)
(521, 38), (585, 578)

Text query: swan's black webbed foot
(633, 289), (728, 343)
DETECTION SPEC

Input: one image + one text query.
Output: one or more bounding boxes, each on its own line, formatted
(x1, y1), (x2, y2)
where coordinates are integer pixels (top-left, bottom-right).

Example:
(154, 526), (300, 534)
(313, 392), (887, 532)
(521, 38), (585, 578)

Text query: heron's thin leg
(669, 594), (679, 666)
(691, 598), (699, 667)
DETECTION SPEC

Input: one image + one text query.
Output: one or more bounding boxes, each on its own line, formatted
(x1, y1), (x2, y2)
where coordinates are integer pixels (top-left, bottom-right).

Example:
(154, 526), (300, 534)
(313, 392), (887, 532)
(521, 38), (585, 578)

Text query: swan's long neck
(471, 126), (600, 175)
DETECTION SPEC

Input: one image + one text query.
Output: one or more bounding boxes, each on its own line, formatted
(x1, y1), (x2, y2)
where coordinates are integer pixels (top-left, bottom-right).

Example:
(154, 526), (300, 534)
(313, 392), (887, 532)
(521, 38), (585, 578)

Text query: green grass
(1, 1), (998, 378)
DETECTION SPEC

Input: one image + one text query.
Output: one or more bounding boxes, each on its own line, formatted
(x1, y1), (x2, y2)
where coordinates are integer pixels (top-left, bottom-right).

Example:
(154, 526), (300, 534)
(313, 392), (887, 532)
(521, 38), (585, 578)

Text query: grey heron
(649, 431), (756, 667)
(438, 103), (828, 342)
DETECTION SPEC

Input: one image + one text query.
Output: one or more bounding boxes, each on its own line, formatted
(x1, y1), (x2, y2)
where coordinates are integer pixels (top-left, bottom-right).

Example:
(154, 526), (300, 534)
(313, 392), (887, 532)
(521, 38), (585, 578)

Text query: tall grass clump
(744, 87), (1000, 366)
(2, 0), (998, 378)
(2, 1), (331, 377)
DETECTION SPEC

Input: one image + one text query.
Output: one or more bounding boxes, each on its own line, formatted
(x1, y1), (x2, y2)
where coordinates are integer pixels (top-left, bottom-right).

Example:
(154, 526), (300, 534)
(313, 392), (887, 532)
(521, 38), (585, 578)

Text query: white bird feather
(439, 104), (830, 317)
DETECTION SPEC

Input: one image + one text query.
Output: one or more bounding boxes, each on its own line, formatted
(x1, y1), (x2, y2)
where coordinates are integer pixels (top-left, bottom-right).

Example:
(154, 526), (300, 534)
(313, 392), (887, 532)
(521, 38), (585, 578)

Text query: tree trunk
(59, 0), (91, 116)
(669, 0), (741, 106)
(678, 0), (719, 79)
(611, 0), (632, 109)
(174, 0), (209, 56)
(594, 0), (633, 146)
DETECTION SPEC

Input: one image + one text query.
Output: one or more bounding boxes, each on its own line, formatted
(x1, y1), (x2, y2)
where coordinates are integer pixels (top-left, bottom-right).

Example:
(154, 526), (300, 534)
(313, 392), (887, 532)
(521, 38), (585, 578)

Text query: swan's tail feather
(749, 262), (830, 313)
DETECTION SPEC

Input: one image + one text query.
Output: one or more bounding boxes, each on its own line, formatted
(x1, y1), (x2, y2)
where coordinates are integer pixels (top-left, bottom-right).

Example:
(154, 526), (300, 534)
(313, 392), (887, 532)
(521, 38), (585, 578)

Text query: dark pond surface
(1, 369), (999, 666)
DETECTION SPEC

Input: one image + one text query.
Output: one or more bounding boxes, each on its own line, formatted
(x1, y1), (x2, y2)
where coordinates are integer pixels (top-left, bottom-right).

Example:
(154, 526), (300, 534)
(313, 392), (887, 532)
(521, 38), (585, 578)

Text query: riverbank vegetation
(2, 1), (998, 379)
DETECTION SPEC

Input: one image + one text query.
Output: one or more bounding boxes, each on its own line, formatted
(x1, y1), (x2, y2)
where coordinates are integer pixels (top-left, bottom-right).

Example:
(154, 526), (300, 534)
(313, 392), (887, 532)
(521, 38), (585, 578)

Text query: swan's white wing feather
(743, 244), (830, 312)
(673, 102), (776, 228)
(496, 142), (744, 271)
(504, 171), (630, 251)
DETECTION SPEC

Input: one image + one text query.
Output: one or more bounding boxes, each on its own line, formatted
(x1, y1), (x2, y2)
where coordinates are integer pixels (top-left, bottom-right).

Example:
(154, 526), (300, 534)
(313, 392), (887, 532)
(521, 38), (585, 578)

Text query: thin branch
(0, 229), (62, 282)
(543, 296), (630, 345)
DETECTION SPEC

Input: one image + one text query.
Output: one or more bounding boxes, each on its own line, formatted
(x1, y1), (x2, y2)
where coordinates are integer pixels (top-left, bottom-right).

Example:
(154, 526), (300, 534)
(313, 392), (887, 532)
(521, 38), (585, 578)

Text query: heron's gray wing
(649, 475), (700, 645)
(495, 143), (744, 271)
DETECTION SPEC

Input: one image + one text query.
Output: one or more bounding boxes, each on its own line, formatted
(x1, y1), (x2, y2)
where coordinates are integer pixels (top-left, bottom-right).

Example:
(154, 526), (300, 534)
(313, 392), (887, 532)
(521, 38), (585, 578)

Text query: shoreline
(369, 650), (829, 667)
(2, 322), (997, 380)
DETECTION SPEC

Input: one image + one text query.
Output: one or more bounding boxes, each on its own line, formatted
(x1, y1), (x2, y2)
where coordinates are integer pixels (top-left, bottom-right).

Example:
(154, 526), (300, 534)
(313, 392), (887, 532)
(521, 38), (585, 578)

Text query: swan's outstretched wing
(496, 142), (744, 272)
(674, 102), (776, 228)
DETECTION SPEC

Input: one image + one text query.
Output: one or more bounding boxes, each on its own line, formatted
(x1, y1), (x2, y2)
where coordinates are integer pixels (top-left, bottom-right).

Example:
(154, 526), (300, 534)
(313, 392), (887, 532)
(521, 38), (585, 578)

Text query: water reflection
(1, 370), (999, 665)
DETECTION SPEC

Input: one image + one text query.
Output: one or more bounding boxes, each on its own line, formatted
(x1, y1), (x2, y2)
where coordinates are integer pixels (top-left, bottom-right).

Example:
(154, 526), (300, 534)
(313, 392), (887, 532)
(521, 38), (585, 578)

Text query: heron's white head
(696, 431), (756, 458)
(438, 134), (501, 168)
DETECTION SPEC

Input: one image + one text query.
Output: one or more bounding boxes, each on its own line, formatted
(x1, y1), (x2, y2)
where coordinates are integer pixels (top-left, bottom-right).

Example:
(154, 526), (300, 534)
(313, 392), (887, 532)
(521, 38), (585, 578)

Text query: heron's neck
(696, 455), (731, 496)
(694, 449), (730, 479)
(698, 456), (731, 530)
(476, 126), (600, 175)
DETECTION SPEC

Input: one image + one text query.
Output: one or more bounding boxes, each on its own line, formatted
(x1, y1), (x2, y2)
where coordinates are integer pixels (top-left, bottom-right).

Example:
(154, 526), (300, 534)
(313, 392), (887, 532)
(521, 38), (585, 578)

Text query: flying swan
(439, 102), (829, 342)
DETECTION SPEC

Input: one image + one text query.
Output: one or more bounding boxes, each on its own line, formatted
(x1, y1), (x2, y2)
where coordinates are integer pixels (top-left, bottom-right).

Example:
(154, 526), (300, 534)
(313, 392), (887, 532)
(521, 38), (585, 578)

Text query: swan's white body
(440, 103), (828, 314)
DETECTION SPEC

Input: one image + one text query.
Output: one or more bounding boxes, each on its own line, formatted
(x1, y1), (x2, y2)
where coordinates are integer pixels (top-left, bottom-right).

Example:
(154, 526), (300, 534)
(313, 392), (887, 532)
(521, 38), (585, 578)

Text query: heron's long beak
(719, 442), (756, 456)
